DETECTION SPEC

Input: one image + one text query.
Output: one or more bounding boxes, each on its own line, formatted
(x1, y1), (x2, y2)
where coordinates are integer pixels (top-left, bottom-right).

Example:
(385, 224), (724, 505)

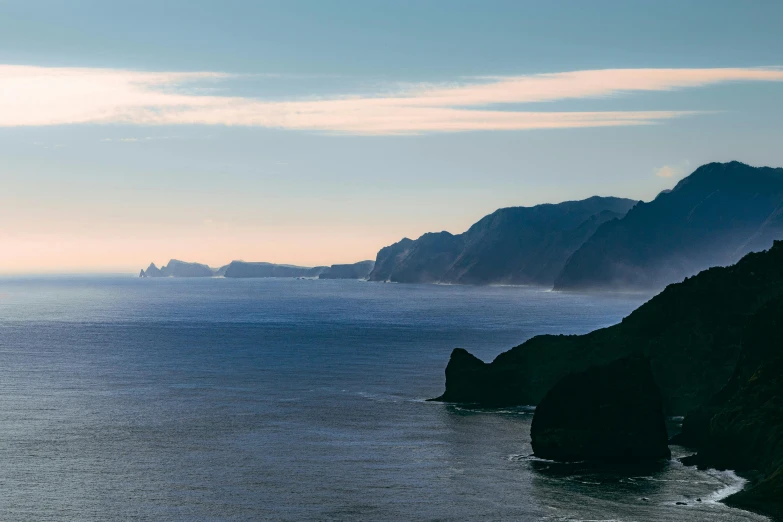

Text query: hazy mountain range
(141, 162), (783, 292)
(555, 161), (783, 289)
(368, 196), (636, 285)
(371, 161), (783, 290)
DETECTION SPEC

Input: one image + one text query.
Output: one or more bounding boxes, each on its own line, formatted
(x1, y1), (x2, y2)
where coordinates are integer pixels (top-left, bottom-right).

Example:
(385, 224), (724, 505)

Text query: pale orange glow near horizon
(0, 228), (412, 274)
(0, 189), (498, 274)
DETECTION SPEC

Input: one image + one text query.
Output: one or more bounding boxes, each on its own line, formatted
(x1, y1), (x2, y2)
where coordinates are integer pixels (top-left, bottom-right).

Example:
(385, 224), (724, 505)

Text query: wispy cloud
(1, 65), (782, 135)
(655, 166), (678, 178)
(654, 160), (691, 178)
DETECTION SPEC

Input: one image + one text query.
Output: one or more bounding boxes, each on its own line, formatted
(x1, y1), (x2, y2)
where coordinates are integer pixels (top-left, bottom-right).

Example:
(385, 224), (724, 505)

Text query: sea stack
(531, 355), (670, 462)
(430, 348), (492, 404)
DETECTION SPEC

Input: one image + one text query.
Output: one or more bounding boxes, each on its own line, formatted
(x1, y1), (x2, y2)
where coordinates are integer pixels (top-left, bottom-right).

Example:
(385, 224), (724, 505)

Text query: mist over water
(0, 277), (767, 520)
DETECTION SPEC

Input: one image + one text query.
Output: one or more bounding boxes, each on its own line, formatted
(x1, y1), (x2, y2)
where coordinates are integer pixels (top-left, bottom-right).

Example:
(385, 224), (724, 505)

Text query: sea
(0, 276), (768, 521)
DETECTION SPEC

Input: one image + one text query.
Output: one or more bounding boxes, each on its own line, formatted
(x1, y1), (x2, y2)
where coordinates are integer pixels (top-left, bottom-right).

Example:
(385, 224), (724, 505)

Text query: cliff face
(531, 355), (670, 462)
(318, 260), (375, 280)
(674, 297), (783, 519)
(555, 162), (783, 290)
(222, 261), (327, 278)
(368, 238), (415, 282)
(434, 241), (783, 415)
(368, 197), (636, 285)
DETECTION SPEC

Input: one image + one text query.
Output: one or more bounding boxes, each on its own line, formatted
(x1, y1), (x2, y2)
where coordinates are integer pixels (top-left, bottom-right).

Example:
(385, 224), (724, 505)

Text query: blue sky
(1, 0), (782, 272)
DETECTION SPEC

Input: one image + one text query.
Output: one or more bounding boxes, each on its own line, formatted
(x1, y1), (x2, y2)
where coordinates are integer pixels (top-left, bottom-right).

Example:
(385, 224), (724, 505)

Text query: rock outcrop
(555, 162), (783, 290)
(429, 348), (494, 403)
(368, 197), (636, 285)
(531, 355), (670, 462)
(318, 260), (375, 280)
(433, 241), (783, 415)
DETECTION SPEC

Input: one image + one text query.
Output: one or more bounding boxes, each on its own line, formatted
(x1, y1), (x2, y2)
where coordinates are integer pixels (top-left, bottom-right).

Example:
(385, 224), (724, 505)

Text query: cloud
(1, 65), (782, 135)
(654, 160), (691, 178)
(655, 166), (678, 178)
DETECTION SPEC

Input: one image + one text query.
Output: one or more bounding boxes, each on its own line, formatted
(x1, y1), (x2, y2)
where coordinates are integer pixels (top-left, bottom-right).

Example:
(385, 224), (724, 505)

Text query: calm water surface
(0, 277), (767, 521)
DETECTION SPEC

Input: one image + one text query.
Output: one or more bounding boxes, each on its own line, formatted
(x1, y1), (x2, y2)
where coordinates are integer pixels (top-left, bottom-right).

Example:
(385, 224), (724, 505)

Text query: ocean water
(0, 276), (767, 521)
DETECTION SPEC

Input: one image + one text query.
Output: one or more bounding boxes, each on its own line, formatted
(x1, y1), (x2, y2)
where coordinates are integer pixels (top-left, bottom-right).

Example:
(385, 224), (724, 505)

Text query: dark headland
(433, 240), (783, 414)
(432, 240), (783, 518)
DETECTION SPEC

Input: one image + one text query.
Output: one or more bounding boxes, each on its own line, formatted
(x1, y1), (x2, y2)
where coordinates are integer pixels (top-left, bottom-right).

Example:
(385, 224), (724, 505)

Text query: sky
(1, 0), (783, 273)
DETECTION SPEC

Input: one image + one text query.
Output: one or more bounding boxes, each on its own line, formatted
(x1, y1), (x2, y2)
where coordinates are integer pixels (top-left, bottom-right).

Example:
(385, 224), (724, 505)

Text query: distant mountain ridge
(370, 161), (783, 291)
(141, 162), (783, 291)
(139, 259), (374, 279)
(368, 196), (637, 285)
(222, 261), (327, 278)
(555, 161), (783, 290)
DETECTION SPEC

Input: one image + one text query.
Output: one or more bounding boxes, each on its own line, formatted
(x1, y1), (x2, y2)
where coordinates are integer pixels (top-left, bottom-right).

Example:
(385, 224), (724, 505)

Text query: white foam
(704, 468), (748, 503)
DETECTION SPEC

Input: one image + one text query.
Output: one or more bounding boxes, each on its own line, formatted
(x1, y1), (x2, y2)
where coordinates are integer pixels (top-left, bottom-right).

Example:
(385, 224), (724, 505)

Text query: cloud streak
(1, 65), (782, 134)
